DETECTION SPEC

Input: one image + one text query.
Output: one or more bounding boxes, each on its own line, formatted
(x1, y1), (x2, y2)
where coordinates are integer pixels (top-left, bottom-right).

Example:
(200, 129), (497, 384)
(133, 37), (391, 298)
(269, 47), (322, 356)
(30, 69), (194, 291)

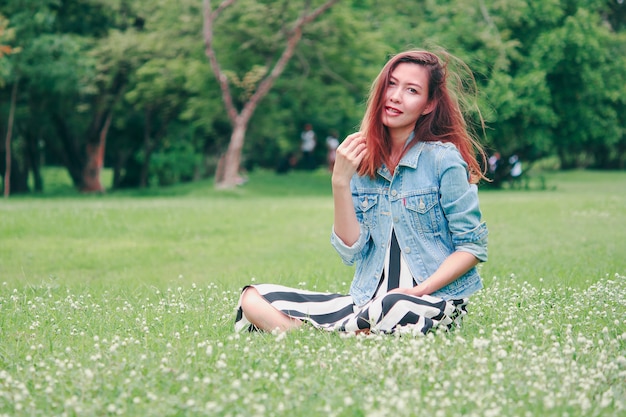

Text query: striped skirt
(234, 284), (468, 334)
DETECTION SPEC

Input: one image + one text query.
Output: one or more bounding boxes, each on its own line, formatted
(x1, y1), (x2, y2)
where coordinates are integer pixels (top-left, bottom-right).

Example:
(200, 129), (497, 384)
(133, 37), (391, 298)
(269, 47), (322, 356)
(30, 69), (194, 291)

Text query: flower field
(1, 169), (624, 416)
(1, 274), (624, 416)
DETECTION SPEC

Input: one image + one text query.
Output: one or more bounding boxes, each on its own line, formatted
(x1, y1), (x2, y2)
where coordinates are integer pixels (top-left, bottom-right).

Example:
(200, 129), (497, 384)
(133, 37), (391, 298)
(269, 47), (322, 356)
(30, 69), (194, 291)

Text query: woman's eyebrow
(406, 81), (424, 90)
(390, 75), (423, 90)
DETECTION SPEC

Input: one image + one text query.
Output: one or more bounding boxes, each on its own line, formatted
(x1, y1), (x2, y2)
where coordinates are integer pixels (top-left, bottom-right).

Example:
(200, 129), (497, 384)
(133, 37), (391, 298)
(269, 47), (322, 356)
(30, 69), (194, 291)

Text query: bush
(149, 142), (201, 186)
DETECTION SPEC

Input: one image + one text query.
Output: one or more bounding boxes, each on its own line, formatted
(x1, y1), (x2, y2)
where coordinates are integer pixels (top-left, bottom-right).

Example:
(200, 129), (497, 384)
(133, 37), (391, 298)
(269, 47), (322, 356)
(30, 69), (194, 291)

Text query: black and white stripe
(234, 229), (469, 334)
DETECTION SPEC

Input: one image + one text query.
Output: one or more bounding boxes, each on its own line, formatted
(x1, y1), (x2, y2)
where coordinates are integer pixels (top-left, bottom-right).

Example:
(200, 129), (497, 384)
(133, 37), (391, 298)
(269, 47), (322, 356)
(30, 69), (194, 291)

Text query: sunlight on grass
(1, 168), (625, 416)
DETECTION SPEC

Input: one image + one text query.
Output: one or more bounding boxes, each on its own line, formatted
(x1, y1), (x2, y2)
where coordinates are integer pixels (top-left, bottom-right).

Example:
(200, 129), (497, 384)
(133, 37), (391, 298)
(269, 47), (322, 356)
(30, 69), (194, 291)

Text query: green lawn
(0, 168), (624, 416)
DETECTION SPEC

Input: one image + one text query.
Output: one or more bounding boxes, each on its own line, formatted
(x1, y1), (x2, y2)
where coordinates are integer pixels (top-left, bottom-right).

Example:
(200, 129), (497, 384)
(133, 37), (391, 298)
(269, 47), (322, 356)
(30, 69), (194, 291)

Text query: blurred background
(0, 0), (624, 194)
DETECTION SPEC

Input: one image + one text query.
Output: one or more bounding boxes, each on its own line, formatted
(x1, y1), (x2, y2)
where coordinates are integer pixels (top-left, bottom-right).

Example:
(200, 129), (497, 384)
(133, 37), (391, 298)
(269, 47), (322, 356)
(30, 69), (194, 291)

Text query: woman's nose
(389, 89), (401, 103)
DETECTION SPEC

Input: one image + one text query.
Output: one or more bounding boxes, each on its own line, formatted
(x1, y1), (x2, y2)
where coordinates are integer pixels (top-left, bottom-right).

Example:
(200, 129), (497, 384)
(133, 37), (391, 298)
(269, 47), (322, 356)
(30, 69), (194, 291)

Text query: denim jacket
(331, 140), (488, 306)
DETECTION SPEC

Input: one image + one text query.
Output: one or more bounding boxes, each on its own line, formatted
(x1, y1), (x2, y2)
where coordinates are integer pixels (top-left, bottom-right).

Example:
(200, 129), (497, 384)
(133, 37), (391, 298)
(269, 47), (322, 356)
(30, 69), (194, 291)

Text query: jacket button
(391, 190), (398, 197)
(404, 247), (411, 254)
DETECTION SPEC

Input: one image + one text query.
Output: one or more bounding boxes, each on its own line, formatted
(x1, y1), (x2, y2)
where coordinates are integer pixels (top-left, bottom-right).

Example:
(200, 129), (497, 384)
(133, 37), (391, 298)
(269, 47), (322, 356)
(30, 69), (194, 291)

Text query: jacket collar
(377, 132), (422, 179)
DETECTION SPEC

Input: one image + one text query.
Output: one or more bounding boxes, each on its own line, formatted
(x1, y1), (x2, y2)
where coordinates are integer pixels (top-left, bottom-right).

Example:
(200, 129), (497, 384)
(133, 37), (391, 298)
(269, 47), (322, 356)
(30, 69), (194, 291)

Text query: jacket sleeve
(437, 147), (488, 262)
(330, 178), (372, 265)
(330, 223), (371, 266)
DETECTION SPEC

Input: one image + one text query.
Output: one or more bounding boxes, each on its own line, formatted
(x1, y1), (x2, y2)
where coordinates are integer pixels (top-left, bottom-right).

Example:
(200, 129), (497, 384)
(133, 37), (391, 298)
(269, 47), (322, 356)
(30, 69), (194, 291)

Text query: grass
(0, 167), (625, 416)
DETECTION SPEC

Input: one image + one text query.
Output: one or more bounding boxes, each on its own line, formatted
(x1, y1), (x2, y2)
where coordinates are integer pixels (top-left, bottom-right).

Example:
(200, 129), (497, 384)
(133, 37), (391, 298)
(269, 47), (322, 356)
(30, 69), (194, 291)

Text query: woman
(235, 49), (488, 334)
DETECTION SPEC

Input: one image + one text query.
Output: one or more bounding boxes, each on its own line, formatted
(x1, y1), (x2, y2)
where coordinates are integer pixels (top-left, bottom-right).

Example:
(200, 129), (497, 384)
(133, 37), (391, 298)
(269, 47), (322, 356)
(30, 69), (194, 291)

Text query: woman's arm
(394, 251), (479, 297)
(332, 132), (367, 246)
(393, 146), (487, 297)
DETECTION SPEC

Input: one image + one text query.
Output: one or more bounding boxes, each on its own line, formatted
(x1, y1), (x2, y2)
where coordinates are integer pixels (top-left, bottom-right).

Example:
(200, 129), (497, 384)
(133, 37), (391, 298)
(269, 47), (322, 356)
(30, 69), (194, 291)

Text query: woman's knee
(239, 286), (302, 332)
(240, 286), (263, 313)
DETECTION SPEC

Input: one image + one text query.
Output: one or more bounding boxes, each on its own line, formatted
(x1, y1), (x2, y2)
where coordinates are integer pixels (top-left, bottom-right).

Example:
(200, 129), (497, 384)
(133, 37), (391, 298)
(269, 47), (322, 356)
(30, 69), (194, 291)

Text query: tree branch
(292, 0), (340, 32)
(211, 0), (237, 20)
(314, 46), (360, 94)
(241, 0), (340, 121)
(4, 81), (17, 198)
(478, 0), (508, 72)
(203, 0), (239, 124)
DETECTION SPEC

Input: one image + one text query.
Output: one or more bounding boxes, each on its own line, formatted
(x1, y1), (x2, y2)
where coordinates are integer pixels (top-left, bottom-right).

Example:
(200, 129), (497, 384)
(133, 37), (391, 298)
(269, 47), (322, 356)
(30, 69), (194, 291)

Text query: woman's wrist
(411, 283), (429, 297)
(331, 177), (351, 190)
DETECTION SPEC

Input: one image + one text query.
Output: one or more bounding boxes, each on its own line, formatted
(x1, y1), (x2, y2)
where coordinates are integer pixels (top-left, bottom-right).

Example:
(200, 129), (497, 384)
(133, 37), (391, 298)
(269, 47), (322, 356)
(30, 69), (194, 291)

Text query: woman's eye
(408, 88), (417, 94)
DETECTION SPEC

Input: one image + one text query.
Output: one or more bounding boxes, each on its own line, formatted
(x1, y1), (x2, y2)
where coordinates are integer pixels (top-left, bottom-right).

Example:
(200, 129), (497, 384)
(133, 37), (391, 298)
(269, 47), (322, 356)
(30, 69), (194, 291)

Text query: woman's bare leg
(240, 287), (302, 332)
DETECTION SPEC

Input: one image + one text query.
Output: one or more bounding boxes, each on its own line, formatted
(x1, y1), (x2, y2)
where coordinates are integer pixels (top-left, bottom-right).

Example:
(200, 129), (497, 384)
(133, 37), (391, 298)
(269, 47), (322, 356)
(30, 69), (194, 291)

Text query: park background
(1, 1), (625, 416)
(0, 0), (625, 192)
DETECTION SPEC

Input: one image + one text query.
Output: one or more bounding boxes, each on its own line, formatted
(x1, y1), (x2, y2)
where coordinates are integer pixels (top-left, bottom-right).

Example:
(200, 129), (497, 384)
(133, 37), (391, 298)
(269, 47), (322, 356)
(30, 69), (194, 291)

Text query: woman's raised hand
(331, 132), (366, 245)
(332, 132), (367, 188)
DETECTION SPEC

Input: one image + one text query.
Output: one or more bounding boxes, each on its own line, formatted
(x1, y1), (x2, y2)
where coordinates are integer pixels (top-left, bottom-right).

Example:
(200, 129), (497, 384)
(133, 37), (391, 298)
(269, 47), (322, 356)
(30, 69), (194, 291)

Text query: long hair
(358, 49), (487, 183)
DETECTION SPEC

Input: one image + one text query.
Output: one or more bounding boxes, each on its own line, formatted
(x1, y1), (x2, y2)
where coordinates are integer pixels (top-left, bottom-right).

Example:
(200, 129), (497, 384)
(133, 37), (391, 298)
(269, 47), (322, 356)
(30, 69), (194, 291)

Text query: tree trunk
(112, 150), (129, 189)
(216, 119), (246, 188)
(26, 131), (43, 192)
(81, 110), (112, 193)
(8, 157), (30, 194)
(618, 140), (626, 170)
(51, 113), (85, 187)
(3, 81), (17, 198)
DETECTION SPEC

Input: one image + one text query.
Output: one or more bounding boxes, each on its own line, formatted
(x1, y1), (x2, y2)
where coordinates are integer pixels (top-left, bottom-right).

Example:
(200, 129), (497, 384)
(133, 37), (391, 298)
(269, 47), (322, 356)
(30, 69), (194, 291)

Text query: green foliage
(0, 14), (18, 86)
(148, 139), (201, 186)
(1, 0), (625, 194)
(405, 0), (626, 170)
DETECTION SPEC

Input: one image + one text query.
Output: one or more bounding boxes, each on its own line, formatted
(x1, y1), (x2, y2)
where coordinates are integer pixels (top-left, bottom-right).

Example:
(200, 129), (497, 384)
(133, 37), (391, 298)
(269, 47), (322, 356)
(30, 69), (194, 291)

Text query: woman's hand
(388, 285), (428, 298)
(389, 252), (480, 298)
(331, 132), (367, 246)
(332, 132), (367, 188)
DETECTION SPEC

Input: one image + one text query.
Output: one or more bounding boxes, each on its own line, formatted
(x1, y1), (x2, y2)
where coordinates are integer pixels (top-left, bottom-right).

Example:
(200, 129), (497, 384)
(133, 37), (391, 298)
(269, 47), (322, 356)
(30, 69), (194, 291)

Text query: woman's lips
(385, 106), (402, 115)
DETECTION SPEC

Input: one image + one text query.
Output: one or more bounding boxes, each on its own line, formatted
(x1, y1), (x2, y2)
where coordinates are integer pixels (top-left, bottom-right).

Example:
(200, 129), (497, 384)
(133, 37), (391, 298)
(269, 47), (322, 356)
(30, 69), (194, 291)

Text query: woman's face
(382, 62), (434, 141)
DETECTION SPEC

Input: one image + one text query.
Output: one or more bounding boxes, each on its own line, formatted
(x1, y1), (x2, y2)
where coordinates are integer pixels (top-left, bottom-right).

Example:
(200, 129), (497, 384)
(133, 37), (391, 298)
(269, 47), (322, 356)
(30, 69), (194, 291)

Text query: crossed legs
(239, 286), (303, 332)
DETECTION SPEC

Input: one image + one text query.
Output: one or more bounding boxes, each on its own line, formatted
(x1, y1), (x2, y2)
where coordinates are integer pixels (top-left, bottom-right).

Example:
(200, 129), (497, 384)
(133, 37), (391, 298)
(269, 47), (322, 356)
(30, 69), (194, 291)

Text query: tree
(0, 0), (129, 193)
(0, 14), (18, 197)
(203, 0), (340, 189)
(539, 6), (626, 169)
(2, 0), (623, 195)
(79, 28), (151, 191)
(403, 0), (626, 184)
(238, 1), (387, 172)
(113, 0), (212, 188)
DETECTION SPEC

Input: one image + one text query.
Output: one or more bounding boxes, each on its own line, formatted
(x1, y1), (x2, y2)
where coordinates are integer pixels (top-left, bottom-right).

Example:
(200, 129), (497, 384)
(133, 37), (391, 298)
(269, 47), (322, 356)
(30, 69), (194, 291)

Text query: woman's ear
(422, 101), (436, 115)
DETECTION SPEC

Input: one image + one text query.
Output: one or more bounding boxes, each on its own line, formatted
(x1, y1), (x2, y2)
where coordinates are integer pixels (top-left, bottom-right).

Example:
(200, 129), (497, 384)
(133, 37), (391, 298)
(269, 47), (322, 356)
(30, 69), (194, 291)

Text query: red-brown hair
(358, 49), (487, 183)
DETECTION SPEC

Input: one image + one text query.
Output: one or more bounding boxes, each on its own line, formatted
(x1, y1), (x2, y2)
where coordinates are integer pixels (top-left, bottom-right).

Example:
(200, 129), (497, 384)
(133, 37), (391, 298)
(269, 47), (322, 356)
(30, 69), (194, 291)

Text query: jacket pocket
(354, 194), (379, 229)
(404, 190), (441, 235)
